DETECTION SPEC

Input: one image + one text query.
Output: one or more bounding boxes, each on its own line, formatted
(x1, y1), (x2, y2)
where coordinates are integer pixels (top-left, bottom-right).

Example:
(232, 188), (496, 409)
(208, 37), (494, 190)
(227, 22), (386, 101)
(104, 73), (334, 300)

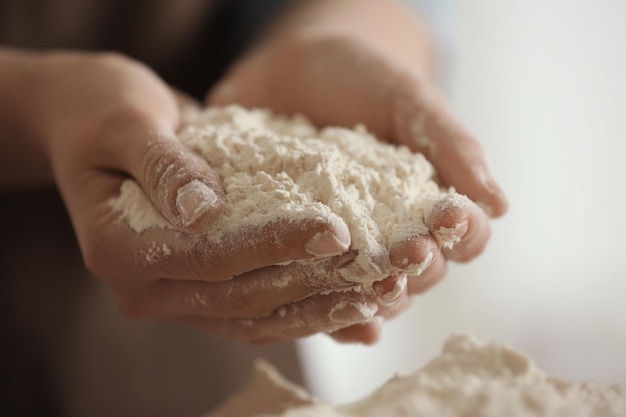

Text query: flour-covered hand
(207, 0), (508, 344)
(1, 49), (362, 342)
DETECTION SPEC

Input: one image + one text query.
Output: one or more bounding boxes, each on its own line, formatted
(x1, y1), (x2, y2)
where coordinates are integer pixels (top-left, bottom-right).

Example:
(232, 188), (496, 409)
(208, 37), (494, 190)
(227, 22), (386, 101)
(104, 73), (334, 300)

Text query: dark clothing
(0, 0), (297, 99)
(0, 1), (303, 416)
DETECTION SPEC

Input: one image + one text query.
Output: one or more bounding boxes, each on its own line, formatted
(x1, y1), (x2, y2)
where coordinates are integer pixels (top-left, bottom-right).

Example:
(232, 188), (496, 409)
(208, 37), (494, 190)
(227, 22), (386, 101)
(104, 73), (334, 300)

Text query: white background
(299, 0), (626, 403)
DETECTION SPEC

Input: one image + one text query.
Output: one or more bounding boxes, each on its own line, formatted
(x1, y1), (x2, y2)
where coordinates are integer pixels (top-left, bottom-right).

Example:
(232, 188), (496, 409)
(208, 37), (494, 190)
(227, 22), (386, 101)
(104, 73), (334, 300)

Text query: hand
(207, 17), (508, 343)
(18, 51), (377, 343)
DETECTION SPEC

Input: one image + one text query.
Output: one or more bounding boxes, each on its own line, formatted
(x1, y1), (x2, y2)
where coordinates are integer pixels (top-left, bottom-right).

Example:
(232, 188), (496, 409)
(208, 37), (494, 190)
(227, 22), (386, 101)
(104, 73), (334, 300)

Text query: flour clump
(111, 105), (463, 280)
(206, 335), (626, 417)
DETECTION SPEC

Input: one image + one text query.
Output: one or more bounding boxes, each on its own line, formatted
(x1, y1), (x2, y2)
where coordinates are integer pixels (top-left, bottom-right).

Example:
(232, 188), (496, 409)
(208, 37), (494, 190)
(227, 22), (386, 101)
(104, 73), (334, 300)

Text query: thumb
(118, 122), (225, 233)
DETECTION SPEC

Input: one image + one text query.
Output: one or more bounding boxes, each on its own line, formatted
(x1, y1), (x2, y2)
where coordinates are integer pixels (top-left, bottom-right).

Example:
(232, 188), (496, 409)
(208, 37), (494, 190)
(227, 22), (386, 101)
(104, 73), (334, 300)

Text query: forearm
(264, 0), (438, 78)
(0, 48), (53, 187)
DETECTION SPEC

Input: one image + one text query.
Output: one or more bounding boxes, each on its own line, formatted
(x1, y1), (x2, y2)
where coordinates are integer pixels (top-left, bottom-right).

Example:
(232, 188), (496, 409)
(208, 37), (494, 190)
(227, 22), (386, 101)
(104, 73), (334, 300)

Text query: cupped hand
(25, 51), (374, 343)
(207, 32), (508, 344)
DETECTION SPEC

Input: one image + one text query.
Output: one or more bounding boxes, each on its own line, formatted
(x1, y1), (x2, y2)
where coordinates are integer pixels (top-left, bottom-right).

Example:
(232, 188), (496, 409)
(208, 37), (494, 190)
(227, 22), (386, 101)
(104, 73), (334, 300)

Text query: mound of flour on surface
(111, 105), (464, 279)
(206, 335), (626, 417)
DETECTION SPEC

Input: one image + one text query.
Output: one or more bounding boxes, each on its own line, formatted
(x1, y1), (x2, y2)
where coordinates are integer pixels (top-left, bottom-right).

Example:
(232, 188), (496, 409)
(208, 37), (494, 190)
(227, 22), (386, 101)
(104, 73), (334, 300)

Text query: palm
(207, 35), (506, 343)
(209, 36), (396, 136)
(209, 35), (506, 218)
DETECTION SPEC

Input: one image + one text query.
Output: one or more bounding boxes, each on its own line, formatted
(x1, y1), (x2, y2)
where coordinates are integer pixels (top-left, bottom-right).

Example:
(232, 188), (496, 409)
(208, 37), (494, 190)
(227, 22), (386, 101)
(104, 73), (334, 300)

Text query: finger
(61, 158), (352, 287)
(407, 251), (446, 295)
(89, 201), (352, 284)
(372, 273), (408, 307)
(329, 292), (412, 345)
(425, 194), (491, 262)
(205, 46), (261, 107)
(389, 235), (437, 276)
(329, 317), (384, 345)
(91, 104), (226, 233)
(372, 277), (411, 323)
(174, 292), (379, 345)
(121, 252), (366, 320)
(376, 291), (412, 320)
(388, 74), (508, 218)
(330, 274), (412, 345)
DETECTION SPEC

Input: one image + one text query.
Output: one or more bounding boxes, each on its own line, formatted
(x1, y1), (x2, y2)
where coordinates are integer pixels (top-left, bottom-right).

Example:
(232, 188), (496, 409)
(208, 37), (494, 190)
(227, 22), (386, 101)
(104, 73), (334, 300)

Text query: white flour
(207, 335), (626, 417)
(110, 105), (463, 281)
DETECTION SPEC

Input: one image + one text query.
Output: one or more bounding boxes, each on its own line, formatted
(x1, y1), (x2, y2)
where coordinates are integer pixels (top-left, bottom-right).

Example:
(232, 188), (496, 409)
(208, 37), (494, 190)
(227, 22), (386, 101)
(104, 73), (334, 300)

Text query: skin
(208, 0), (507, 343)
(0, 0), (507, 346)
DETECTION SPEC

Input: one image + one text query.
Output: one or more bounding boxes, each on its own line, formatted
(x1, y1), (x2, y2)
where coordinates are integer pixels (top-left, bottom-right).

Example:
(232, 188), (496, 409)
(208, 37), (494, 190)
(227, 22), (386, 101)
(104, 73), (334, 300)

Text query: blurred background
(298, 0), (626, 403)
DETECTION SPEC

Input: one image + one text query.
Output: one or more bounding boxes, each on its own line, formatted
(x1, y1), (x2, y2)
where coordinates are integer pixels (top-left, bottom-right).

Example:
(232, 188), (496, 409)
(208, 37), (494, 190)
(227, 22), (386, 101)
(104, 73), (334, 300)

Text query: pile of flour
(111, 105), (463, 280)
(207, 335), (626, 417)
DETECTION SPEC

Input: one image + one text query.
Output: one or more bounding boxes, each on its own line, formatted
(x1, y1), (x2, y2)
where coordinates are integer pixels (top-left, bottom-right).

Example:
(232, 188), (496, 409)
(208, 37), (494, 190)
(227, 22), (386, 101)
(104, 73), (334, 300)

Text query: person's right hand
(207, 30), (508, 344)
(13, 50), (388, 344)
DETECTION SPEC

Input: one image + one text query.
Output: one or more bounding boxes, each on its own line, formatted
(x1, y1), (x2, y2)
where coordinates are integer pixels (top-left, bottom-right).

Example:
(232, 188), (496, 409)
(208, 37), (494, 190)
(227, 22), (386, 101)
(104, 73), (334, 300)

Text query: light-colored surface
(211, 335), (626, 417)
(207, 361), (314, 417)
(299, 0), (626, 404)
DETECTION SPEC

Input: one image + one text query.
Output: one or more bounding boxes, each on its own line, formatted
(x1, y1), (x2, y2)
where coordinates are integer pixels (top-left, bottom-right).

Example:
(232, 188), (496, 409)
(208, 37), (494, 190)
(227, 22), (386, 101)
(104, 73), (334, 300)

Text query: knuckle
(72, 102), (156, 159)
(140, 140), (181, 195)
(92, 51), (151, 76)
(139, 141), (204, 223)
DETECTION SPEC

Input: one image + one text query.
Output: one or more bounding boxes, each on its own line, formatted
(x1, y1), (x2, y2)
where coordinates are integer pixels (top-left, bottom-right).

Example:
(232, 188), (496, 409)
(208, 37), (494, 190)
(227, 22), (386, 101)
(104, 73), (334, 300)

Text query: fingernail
(401, 251), (434, 276)
(176, 180), (219, 226)
(304, 221), (351, 257)
(375, 274), (407, 307)
(434, 220), (469, 249)
(329, 301), (378, 325)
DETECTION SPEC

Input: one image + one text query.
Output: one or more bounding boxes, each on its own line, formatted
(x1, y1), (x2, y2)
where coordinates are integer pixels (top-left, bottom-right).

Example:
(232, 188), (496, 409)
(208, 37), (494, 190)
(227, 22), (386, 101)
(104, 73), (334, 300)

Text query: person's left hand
(206, 28), (507, 344)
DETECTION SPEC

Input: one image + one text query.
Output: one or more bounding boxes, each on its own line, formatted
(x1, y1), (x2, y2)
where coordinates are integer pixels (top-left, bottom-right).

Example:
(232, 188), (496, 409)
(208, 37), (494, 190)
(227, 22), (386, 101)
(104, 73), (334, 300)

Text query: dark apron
(0, 1), (303, 415)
